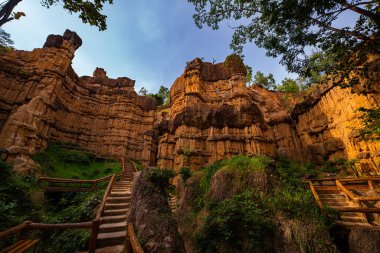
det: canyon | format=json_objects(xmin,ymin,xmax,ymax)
[{"xmin": 0, "ymin": 30, "xmax": 379, "ymax": 174}]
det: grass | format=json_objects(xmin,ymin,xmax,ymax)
[{"xmin": 33, "ymin": 142, "xmax": 122, "ymax": 179}]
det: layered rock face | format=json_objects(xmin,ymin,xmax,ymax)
[
  {"xmin": 155, "ymin": 57, "xmax": 380, "ymax": 173},
  {"xmin": 0, "ymin": 30, "xmax": 379, "ymax": 174},
  {"xmin": 0, "ymin": 30, "xmax": 157, "ymax": 173}
]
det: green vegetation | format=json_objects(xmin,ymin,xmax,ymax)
[
  {"xmin": 252, "ymin": 71, "xmax": 276, "ymax": 90},
  {"xmin": 181, "ymin": 155, "xmax": 338, "ymax": 253},
  {"xmin": 147, "ymin": 168, "xmax": 177, "ymax": 196},
  {"xmin": 139, "ymin": 85, "xmax": 170, "ymax": 107},
  {"xmin": 1, "ymin": 0, "xmax": 113, "ymax": 30},
  {"xmin": 0, "ymin": 159, "xmax": 36, "ymax": 242},
  {"xmin": 224, "ymin": 54, "xmax": 245, "ymax": 74},
  {"xmin": 196, "ymin": 191, "xmax": 272, "ymax": 253},
  {"xmin": 188, "ymin": 0, "xmax": 379, "ymax": 83},
  {"xmin": 33, "ymin": 142, "xmax": 121, "ymax": 179},
  {"xmin": 1, "ymin": 143, "xmax": 120, "ymax": 252},
  {"xmin": 359, "ymin": 107, "xmax": 380, "ymax": 141},
  {"xmin": 0, "ymin": 157, "xmax": 105, "ymax": 252},
  {"xmin": 179, "ymin": 167, "xmax": 191, "ymax": 182}
]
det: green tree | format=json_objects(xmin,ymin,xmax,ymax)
[
  {"xmin": 158, "ymin": 85, "xmax": 169, "ymax": 104},
  {"xmin": 0, "ymin": 27, "xmax": 12, "ymax": 48},
  {"xmin": 245, "ymin": 64, "xmax": 253, "ymax": 85},
  {"xmin": 0, "ymin": 0, "xmax": 113, "ymax": 30},
  {"xmin": 276, "ymin": 78, "xmax": 301, "ymax": 93},
  {"xmin": 253, "ymin": 71, "xmax": 276, "ymax": 90},
  {"xmin": 188, "ymin": 0, "xmax": 380, "ymax": 77}
]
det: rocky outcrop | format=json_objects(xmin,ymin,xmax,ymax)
[
  {"xmin": 0, "ymin": 30, "xmax": 379, "ymax": 174},
  {"xmin": 0, "ymin": 30, "xmax": 157, "ymax": 173},
  {"xmin": 154, "ymin": 56, "xmax": 380, "ymax": 173},
  {"xmin": 128, "ymin": 170, "xmax": 185, "ymax": 253}
]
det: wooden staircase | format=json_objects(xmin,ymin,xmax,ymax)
[
  {"xmin": 95, "ymin": 174, "xmax": 132, "ymax": 253},
  {"xmin": 93, "ymin": 158, "xmax": 136, "ymax": 253},
  {"xmin": 309, "ymin": 178, "xmax": 380, "ymax": 226}
]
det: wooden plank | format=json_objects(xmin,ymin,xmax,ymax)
[
  {"xmin": 28, "ymin": 222, "xmax": 93, "ymax": 230},
  {"xmin": 4, "ymin": 240, "xmax": 26, "ymax": 251},
  {"xmin": 357, "ymin": 196, "xmax": 380, "ymax": 201},
  {"xmin": 314, "ymin": 186, "xmax": 340, "ymax": 191},
  {"xmin": 127, "ymin": 224, "xmax": 144, "ymax": 253},
  {"xmin": 336, "ymin": 180, "xmax": 357, "ymax": 201},
  {"xmin": 6, "ymin": 240, "xmax": 33, "ymax": 253},
  {"xmin": 42, "ymin": 187, "xmax": 93, "ymax": 192},
  {"xmin": 308, "ymin": 181, "xmax": 323, "ymax": 208},
  {"xmin": 0, "ymin": 222, "xmax": 29, "ymax": 239},
  {"xmin": 335, "ymin": 207, "xmax": 380, "ymax": 213},
  {"xmin": 12, "ymin": 239, "xmax": 39, "ymax": 253},
  {"xmin": 96, "ymin": 175, "xmax": 116, "ymax": 219}
]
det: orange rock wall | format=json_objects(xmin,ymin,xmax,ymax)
[
  {"xmin": 155, "ymin": 58, "xmax": 380, "ymax": 174},
  {"xmin": 0, "ymin": 31, "xmax": 157, "ymax": 173},
  {"xmin": 0, "ymin": 32, "xmax": 379, "ymax": 175}
]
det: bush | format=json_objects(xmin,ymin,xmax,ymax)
[
  {"xmin": 222, "ymin": 155, "xmax": 272, "ymax": 172},
  {"xmin": 196, "ymin": 191, "xmax": 273, "ymax": 253},
  {"xmin": 147, "ymin": 168, "xmax": 177, "ymax": 196},
  {"xmin": 179, "ymin": 167, "xmax": 191, "ymax": 182},
  {"xmin": 60, "ymin": 150, "xmax": 90, "ymax": 165},
  {"xmin": 0, "ymin": 159, "xmax": 37, "ymax": 248}
]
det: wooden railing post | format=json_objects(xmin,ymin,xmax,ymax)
[
  {"xmin": 88, "ymin": 219, "xmax": 100, "ymax": 253},
  {"xmin": 369, "ymin": 180, "xmax": 375, "ymax": 189},
  {"xmin": 308, "ymin": 181, "xmax": 323, "ymax": 208}
]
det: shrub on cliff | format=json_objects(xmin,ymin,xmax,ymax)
[
  {"xmin": 179, "ymin": 167, "xmax": 191, "ymax": 182},
  {"xmin": 177, "ymin": 155, "xmax": 338, "ymax": 253},
  {"xmin": 196, "ymin": 191, "xmax": 273, "ymax": 253},
  {"xmin": 147, "ymin": 168, "xmax": 177, "ymax": 196}
]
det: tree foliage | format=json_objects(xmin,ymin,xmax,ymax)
[
  {"xmin": 139, "ymin": 85, "xmax": 170, "ymax": 107},
  {"xmin": 252, "ymin": 71, "xmax": 276, "ymax": 89},
  {"xmin": 0, "ymin": 27, "xmax": 12, "ymax": 48},
  {"xmin": 0, "ymin": 0, "xmax": 113, "ymax": 30},
  {"xmin": 188, "ymin": 0, "xmax": 380, "ymax": 78}
]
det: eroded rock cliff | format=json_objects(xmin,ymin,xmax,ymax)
[
  {"xmin": 0, "ymin": 30, "xmax": 157, "ymax": 173},
  {"xmin": 0, "ymin": 31, "xmax": 379, "ymax": 174},
  {"xmin": 155, "ymin": 57, "xmax": 380, "ymax": 174}
]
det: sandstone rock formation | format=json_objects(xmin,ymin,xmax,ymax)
[
  {"xmin": 0, "ymin": 30, "xmax": 379, "ymax": 175},
  {"xmin": 155, "ymin": 57, "xmax": 380, "ymax": 174},
  {"xmin": 0, "ymin": 30, "xmax": 157, "ymax": 173}
]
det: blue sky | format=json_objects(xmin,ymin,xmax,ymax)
[{"xmin": 4, "ymin": 1, "xmax": 299, "ymax": 93}]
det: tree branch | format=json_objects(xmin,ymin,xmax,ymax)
[
  {"xmin": 311, "ymin": 17, "xmax": 369, "ymax": 41},
  {"xmin": 334, "ymin": 0, "xmax": 380, "ymax": 23},
  {"xmin": 0, "ymin": 0, "xmax": 22, "ymax": 27}
]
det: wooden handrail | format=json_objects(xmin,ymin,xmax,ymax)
[
  {"xmin": 127, "ymin": 224, "xmax": 144, "ymax": 253},
  {"xmin": 0, "ymin": 221, "xmax": 93, "ymax": 239},
  {"xmin": 336, "ymin": 180, "xmax": 357, "ymax": 202},
  {"xmin": 88, "ymin": 174, "xmax": 117, "ymax": 253},
  {"xmin": 1, "ymin": 173, "xmax": 119, "ymax": 253},
  {"xmin": 128, "ymin": 159, "xmax": 138, "ymax": 172},
  {"xmin": 96, "ymin": 174, "xmax": 116, "ymax": 220},
  {"xmin": 308, "ymin": 181, "xmax": 323, "ymax": 208},
  {"xmin": 37, "ymin": 174, "xmax": 113, "ymax": 184},
  {"xmin": 0, "ymin": 221, "xmax": 30, "ymax": 239}
]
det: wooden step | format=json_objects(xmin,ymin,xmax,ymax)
[
  {"xmin": 103, "ymin": 208, "xmax": 129, "ymax": 216},
  {"xmin": 95, "ymin": 245, "xmax": 124, "ymax": 253},
  {"xmin": 110, "ymin": 192, "xmax": 131, "ymax": 197},
  {"xmin": 107, "ymin": 196, "xmax": 131, "ymax": 203},
  {"xmin": 105, "ymin": 203, "xmax": 130, "ymax": 210},
  {"xmin": 96, "ymin": 231, "xmax": 127, "ymax": 248},
  {"xmin": 99, "ymin": 221, "xmax": 127, "ymax": 233},
  {"xmin": 101, "ymin": 215, "xmax": 127, "ymax": 224}
]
